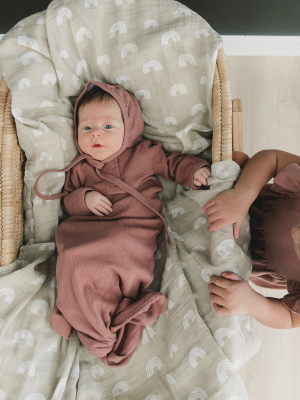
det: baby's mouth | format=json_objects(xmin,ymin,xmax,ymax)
[{"xmin": 92, "ymin": 143, "xmax": 103, "ymax": 148}]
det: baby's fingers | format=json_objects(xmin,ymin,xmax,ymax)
[
  {"xmin": 98, "ymin": 194, "xmax": 112, "ymax": 207},
  {"xmin": 207, "ymin": 218, "xmax": 228, "ymax": 232}
]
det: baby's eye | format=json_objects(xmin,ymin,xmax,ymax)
[
  {"xmin": 83, "ymin": 126, "xmax": 91, "ymax": 131},
  {"xmin": 104, "ymin": 125, "xmax": 113, "ymax": 129}
]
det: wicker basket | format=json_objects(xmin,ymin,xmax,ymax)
[
  {"xmin": 0, "ymin": 47, "xmax": 239, "ymax": 266},
  {"xmin": 0, "ymin": 78, "xmax": 24, "ymax": 266}
]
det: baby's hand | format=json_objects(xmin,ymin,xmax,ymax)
[
  {"xmin": 208, "ymin": 272, "xmax": 257, "ymax": 316},
  {"xmin": 193, "ymin": 167, "xmax": 211, "ymax": 187},
  {"xmin": 85, "ymin": 190, "xmax": 113, "ymax": 216}
]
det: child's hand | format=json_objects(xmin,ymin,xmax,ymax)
[
  {"xmin": 85, "ymin": 190, "xmax": 113, "ymax": 216},
  {"xmin": 193, "ymin": 167, "xmax": 211, "ymax": 187},
  {"xmin": 203, "ymin": 188, "xmax": 250, "ymax": 239},
  {"xmin": 208, "ymin": 272, "xmax": 258, "ymax": 316}
]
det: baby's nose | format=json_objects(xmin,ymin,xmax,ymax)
[{"xmin": 91, "ymin": 128, "xmax": 103, "ymax": 137}]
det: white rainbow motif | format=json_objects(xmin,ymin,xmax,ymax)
[
  {"xmin": 142, "ymin": 325, "xmax": 155, "ymax": 345},
  {"xmin": 57, "ymin": 70, "xmax": 64, "ymax": 81},
  {"xmin": 85, "ymin": 0, "xmax": 99, "ymax": 7},
  {"xmin": 0, "ymin": 287, "xmax": 15, "ymax": 303},
  {"xmin": 30, "ymin": 275, "xmax": 47, "ymax": 285},
  {"xmin": 144, "ymin": 20, "xmax": 158, "ymax": 29},
  {"xmin": 71, "ymin": 366, "xmax": 79, "ymax": 379},
  {"xmin": 189, "ymin": 347, "xmax": 207, "ymax": 368},
  {"xmin": 21, "ymin": 52, "xmax": 42, "ymax": 67},
  {"xmin": 179, "ymin": 54, "xmax": 197, "ymax": 67},
  {"xmin": 112, "ymin": 381, "xmax": 129, "ymax": 397},
  {"xmin": 12, "ymin": 108, "xmax": 23, "ymax": 123},
  {"xmin": 30, "ymin": 300, "xmax": 50, "ymax": 317},
  {"xmin": 59, "ymin": 50, "xmax": 69, "ymax": 59},
  {"xmin": 116, "ymin": 76, "xmax": 130, "ymax": 84},
  {"xmin": 201, "ymin": 76, "xmax": 207, "ymax": 85},
  {"xmin": 0, "ymin": 390, "xmax": 3, "ymax": 400},
  {"xmin": 18, "ymin": 78, "xmax": 31, "ymax": 89},
  {"xmin": 191, "ymin": 139, "xmax": 208, "ymax": 151},
  {"xmin": 142, "ymin": 60, "xmax": 163, "ymax": 74},
  {"xmin": 163, "ymin": 143, "xmax": 177, "ymax": 150},
  {"xmin": 37, "ymin": 16, "xmax": 45, "ymax": 25},
  {"xmin": 217, "ymin": 239, "xmax": 235, "ymax": 259},
  {"xmin": 214, "ymin": 328, "xmax": 235, "ymax": 348},
  {"xmin": 161, "ymin": 31, "xmax": 180, "ymax": 45},
  {"xmin": 167, "ymin": 299, "xmax": 174, "ymax": 309},
  {"xmin": 194, "ymin": 217, "xmax": 207, "ymax": 230},
  {"xmin": 25, "ymin": 169, "xmax": 34, "ymax": 181},
  {"xmin": 142, "ymin": 114, "xmax": 149, "ymax": 123},
  {"xmin": 97, "ymin": 55, "xmax": 110, "ymax": 65},
  {"xmin": 56, "ymin": 8, "xmax": 72, "ymax": 26},
  {"xmin": 183, "ymin": 310, "xmax": 195, "ymax": 330},
  {"xmin": 54, "ymin": 378, "xmax": 67, "ymax": 396},
  {"xmin": 51, "ymin": 278, "xmax": 57, "ymax": 288},
  {"xmin": 17, "ymin": 361, "xmax": 36, "ymax": 377},
  {"xmin": 135, "ymin": 90, "xmax": 151, "ymax": 100},
  {"xmin": 73, "ymin": 74, "xmax": 81, "ymax": 90},
  {"xmin": 176, "ymin": 125, "xmax": 192, "ymax": 139},
  {"xmin": 18, "ymin": 36, "xmax": 39, "ymax": 51},
  {"xmin": 170, "ymin": 84, "xmax": 187, "ymax": 97},
  {"xmin": 201, "ymin": 268, "xmax": 212, "ymax": 283},
  {"xmin": 91, "ymin": 365, "xmax": 105, "ymax": 378},
  {"xmin": 76, "ymin": 28, "xmax": 92, "ymax": 43},
  {"xmin": 191, "ymin": 104, "xmax": 206, "ymax": 115},
  {"xmin": 175, "ymin": 7, "xmax": 192, "ymax": 17},
  {"xmin": 47, "ymin": 342, "xmax": 58, "ymax": 352},
  {"xmin": 164, "ymin": 117, "xmax": 178, "ymax": 125},
  {"xmin": 217, "ymin": 360, "xmax": 238, "ymax": 384},
  {"xmin": 191, "ymin": 245, "xmax": 206, "ymax": 252},
  {"xmin": 171, "ymin": 207, "xmax": 186, "ymax": 218},
  {"xmin": 24, "ymin": 394, "xmax": 46, "ymax": 400},
  {"xmin": 76, "ymin": 60, "xmax": 88, "ymax": 76},
  {"xmin": 180, "ymin": 261, "xmax": 187, "ymax": 269},
  {"xmin": 40, "ymin": 152, "xmax": 53, "ymax": 161},
  {"xmin": 195, "ymin": 29, "xmax": 209, "ymax": 38},
  {"xmin": 110, "ymin": 21, "xmax": 127, "ymax": 38},
  {"xmin": 154, "ymin": 250, "xmax": 162, "ymax": 260},
  {"xmin": 39, "ymin": 101, "xmax": 53, "ymax": 109},
  {"xmin": 13, "ymin": 330, "xmax": 34, "ymax": 347},
  {"xmin": 178, "ymin": 274, "xmax": 187, "ymax": 288},
  {"xmin": 42, "ymin": 73, "xmax": 56, "ymax": 86},
  {"xmin": 165, "ymin": 258, "xmax": 173, "ymax": 271},
  {"xmin": 144, "ymin": 395, "xmax": 156, "ymax": 400},
  {"xmin": 166, "ymin": 374, "xmax": 176, "ymax": 385},
  {"xmin": 188, "ymin": 388, "xmax": 208, "ymax": 400},
  {"xmin": 121, "ymin": 44, "xmax": 138, "ymax": 58},
  {"xmin": 146, "ymin": 357, "xmax": 162, "ymax": 378},
  {"xmin": 39, "ymin": 243, "xmax": 55, "ymax": 250},
  {"xmin": 170, "ymin": 343, "xmax": 178, "ymax": 358},
  {"xmin": 57, "ymin": 361, "xmax": 67, "ymax": 377},
  {"xmin": 60, "ymin": 137, "xmax": 67, "ymax": 151},
  {"xmin": 171, "ymin": 231, "xmax": 184, "ymax": 242}
]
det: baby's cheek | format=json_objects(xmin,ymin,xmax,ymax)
[{"xmin": 291, "ymin": 224, "xmax": 300, "ymax": 260}]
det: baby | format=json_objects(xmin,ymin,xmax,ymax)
[
  {"xmin": 35, "ymin": 81, "xmax": 211, "ymax": 367},
  {"xmin": 204, "ymin": 150, "xmax": 300, "ymax": 329}
]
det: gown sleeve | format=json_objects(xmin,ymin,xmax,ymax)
[
  {"xmin": 62, "ymin": 165, "xmax": 94, "ymax": 216},
  {"xmin": 145, "ymin": 140, "xmax": 210, "ymax": 189}
]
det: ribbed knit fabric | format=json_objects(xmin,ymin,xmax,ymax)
[{"xmin": 35, "ymin": 81, "xmax": 210, "ymax": 367}]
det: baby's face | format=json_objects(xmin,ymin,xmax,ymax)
[
  {"xmin": 291, "ymin": 220, "xmax": 300, "ymax": 260},
  {"xmin": 78, "ymin": 99, "xmax": 124, "ymax": 161}
]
